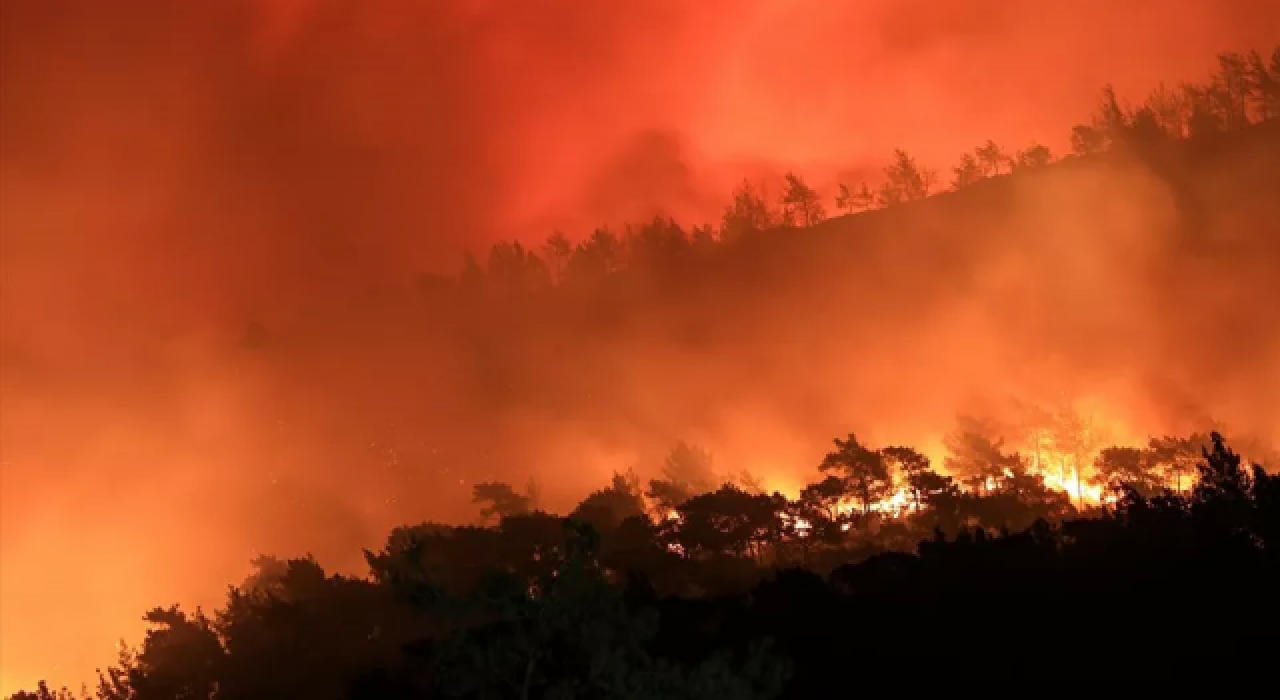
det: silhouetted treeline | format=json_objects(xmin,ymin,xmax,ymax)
[
  {"xmin": 418, "ymin": 47, "xmax": 1280, "ymax": 300},
  {"xmin": 12, "ymin": 431, "xmax": 1278, "ymax": 698},
  {"xmin": 230, "ymin": 48, "xmax": 1280, "ymax": 513},
  {"xmin": 378, "ymin": 49, "xmax": 1280, "ymax": 459}
]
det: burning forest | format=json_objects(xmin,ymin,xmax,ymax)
[{"xmin": 2, "ymin": 1, "xmax": 1279, "ymax": 696}]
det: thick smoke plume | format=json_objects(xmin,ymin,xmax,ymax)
[{"xmin": 2, "ymin": 0, "xmax": 1278, "ymax": 693}]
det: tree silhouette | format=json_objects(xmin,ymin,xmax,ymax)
[
  {"xmin": 1144, "ymin": 82, "xmax": 1190, "ymax": 137},
  {"xmin": 1067, "ymin": 86, "xmax": 1131, "ymax": 155},
  {"xmin": 1126, "ymin": 104, "xmax": 1168, "ymax": 146},
  {"xmin": 994, "ymin": 461, "xmax": 1064, "ymax": 507},
  {"xmin": 834, "ymin": 181, "xmax": 877, "ymax": 214},
  {"xmin": 1095, "ymin": 85, "xmax": 1129, "ymax": 144},
  {"xmin": 625, "ymin": 216, "xmax": 692, "ymax": 273},
  {"xmin": 571, "ymin": 470, "xmax": 647, "ymax": 532},
  {"xmin": 819, "ymin": 433, "xmax": 894, "ymax": 515},
  {"xmin": 524, "ymin": 476, "xmax": 544, "ymax": 512},
  {"xmin": 669, "ymin": 484, "xmax": 785, "ymax": 560},
  {"xmin": 1148, "ymin": 433, "xmax": 1212, "ymax": 492},
  {"xmin": 1092, "ymin": 446, "xmax": 1161, "ymax": 498},
  {"xmin": 1188, "ymin": 432, "xmax": 1265, "ymax": 545},
  {"xmin": 541, "ymin": 230, "xmax": 573, "ymax": 283},
  {"xmin": 730, "ymin": 468, "xmax": 768, "ymax": 494},
  {"xmin": 8, "ymin": 684, "xmax": 86, "ymax": 700},
  {"xmin": 1012, "ymin": 143, "xmax": 1052, "ymax": 170},
  {"xmin": 721, "ymin": 179, "xmax": 776, "ymax": 239},
  {"xmin": 1104, "ymin": 445, "xmax": 1152, "ymax": 491},
  {"xmin": 951, "ymin": 153, "xmax": 984, "ymax": 189},
  {"xmin": 1044, "ymin": 404, "xmax": 1103, "ymax": 506},
  {"xmin": 563, "ymin": 227, "xmax": 625, "ymax": 285},
  {"xmin": 689, "ymin": 222, "xmax": 717, "ymax": 250},
  {"xmin": 487, "ymin": 241, "xmax": 551, "ymax": 296},
  {"xmin": 92, "ymin": 606, "xmax": 223, "ymax": 700},
  {"xmin": 879, "ymin": 149, "xmax": 936, "ymax": 205},
  {"xmin": 473, "ymin": 481, "xmax": 535, "ymax": 523},
  {"xmin": 1210, "ymin": 52, "xmax": 1254, "ymax": 130},
  {"xmin": 974, "ymin": 140, "xmax": 1010, "ymax": 176},
  {"xmin": 1069, "ymin": 124, "xmax": 1107, "ymax": 155},
  {"xmin": 881, "ymin": 446, "xmax": 931, "ymax": 510},
  {"xmin": 1257, "ymin": 47, "xmax": 1280, "ymax": 120},
  {"xmin": 779, "ymin": 172, "xmax": 827, "ymax": 227},
  {"xmin": 1182, "ymin": 82, "xmax": 1225, "ymax": 137},
  {"xmin": 909, "ymin": 469, "xmax": 960, "ymax": 508},
  {"xmin": 943, "ymin": 416, "xmax": 1018, "ymax": 494},
  {"xmin": 646, "ymin": 441, "xmax": 719, "ymax": 517},
  {"xmin": 797, "ymin": 474, "xmax": 849, "ymax": 525}
]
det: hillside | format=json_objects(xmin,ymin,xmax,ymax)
[
  {"xmin": 414, "ymin": 117, "xmax": 1280, "ymax": 446},
  {"xmin": 170, "ymin": 117, "xmax": 1276, "ymax": 542}
]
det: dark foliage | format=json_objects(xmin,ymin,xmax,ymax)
[{"xmin": 14, "ymin": 433, "xmax": 1277, "ymax": 698}]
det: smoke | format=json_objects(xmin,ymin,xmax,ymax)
[
  {"xmin": 5, "ymin": 0, "xmax": 1276, "ymax": 325},
  {"xmin": 2, "ymin": 0, "xmax": 1279, "ymax": 693}
]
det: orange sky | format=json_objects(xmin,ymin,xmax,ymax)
[
  {"xmin": 2, "ymin": 0, "xmax": 1279, "ymax": 693},
  {"xmin": 4, "ymin": 0, "xmax": 1278, "ymax": 327}
]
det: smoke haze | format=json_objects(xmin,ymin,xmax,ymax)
[{"xmin": 2, "ymin": 0, "xmax": 1279, "ymax": 692}]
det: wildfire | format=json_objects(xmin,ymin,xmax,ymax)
[
  {"xmin": 1037, "ymin": 467, "xmax": 1107, "ymax": 504},
  {"xmin": 777, "ymin": 444, "xmax": 1124, "ymax": 525},
  {"xmin": 792, "ymin": 517, "xmax": 813, "ymax": 535}
]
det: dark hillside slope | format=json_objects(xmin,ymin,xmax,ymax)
[
  {"xmin": 229, "ymin": 122, "xmax": 1280, "ymax": 525},
  {"xmin": 576, "ymin": 120, "xmax": 1280, "ymax": 437},
  {"xmin": 712, "ymin": 119, "xmax": 1279, "ymax": 317}
]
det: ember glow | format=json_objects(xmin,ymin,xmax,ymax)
[{"xmin": 3, "ymin": 0, "xmax": 1279, "ymax": 694}]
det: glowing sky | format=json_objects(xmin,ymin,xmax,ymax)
[{"xmin": 2, "ymin": 0, "xmax": 1278, "ymax": 693}]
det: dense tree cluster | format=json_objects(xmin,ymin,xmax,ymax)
[{"xmin": 12, "ymin": 432, "xmax": 1278, "ymax": 698}]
